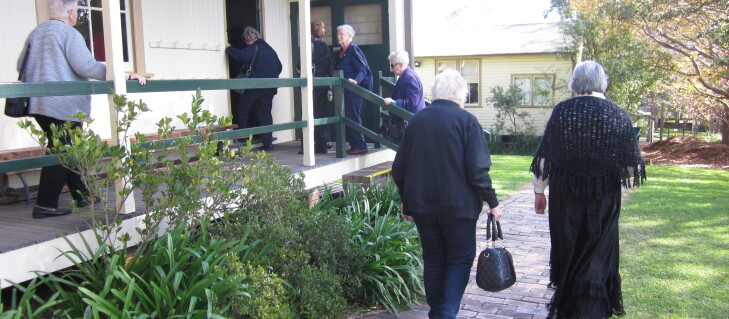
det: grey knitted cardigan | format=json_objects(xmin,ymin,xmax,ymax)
[
  {"xmin": 530, "ymin": 96, "xmax": 645, "ymax": 199},
  {"xmin": 20, "ymin": 20, "xmax": 106, "ymax": 121}
]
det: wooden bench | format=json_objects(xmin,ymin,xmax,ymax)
[{"xmin": 0, "ymin": 147, "xmax": 47, "ymax": 203}]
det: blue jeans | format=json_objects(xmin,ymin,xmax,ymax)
[{"xmin": 412, "ymin": 213, "xmax": 477, "ymax": 319}]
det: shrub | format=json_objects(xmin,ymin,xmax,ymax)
[{"xmin": 223, "ymin": 256, "xmax": 296, "ymax": 319}]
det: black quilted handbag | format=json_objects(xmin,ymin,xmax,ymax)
[{"xmin": 476, "ymin": 214, "xmax": 516, "ymax": 292}]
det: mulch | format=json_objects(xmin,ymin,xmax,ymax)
[{"xmin": 641, "ymin": 136, "xmax": 729, "ymax": 169}]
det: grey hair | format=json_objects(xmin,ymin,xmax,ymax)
[
  {"xmin": 337, "ymin": 24, "xmax": 356, "ymax": 38},
  {"xmin": 49, "ymin": 0, "xmax": 76, "ymax": 20},
  {"xmin": 431, "ymin": 69, "xmax": 468, "ymax": 104},
  {"xmin": 388, "ymin": 50, "xmax": 410, "ymax": 68},
  {"xmin": 243, "ymin": 26, "xmax": 261, "ymax": 42},
  {"xmin": 569, "ymin": 60, "xmax": 608, "ymax": 95}
]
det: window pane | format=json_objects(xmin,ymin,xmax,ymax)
[
  {"xmin": 533, "ymin": 77, "xmax": 553, "ymax": 106},
  {"xmin": 438, "ymin": 61, "xmax": 455, "ymax": 73},
  {"xmin": 91, "ymin": 10, "xmax": 105, "ymax": 61},
  {"xmin": 460, "ymin": 60, "xmax": 479, "ymax": 82},
  {"xmin": 514, "ymin": 77, "xmax": 532, "ymax": 105},
  {"xmin": 90, "ymin": 0, "xmax": 101, "ymax": 8},
  {"xmin": 75, "ymin": 9, "xmax": 91, "ymax": 52},
  {"xmin": 466, "ymin": 83, "xmax": 479, "ymax": 104}
]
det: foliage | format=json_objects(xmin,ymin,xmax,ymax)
[
  {"xmin": 1, "ymin": 221, "xmax": 266, "ymax": 318},
  {"xmin": 550, "ymin": 0, "xmax": 729, "ymax": 143},
  {"xmin": 342, "ymin": 197, "xmax": 423, "ymax": 315},
  {"xmin": 18, "ymin": 89, "xmax": 247, "ymax": 251},
  {"xmin": 210, "ymin": 158, "xmax": 349, "ymax": 318},
  {"xmin": 620, "ymin": 165, "xmax": 729, "ymax": 318},
  {"xmin": 223, "ymin": 257, "xmax": 296, "ymax": 319},
  {"xmin": 487, "ymin": 134, "xmax": 541, "ymax": 156},
  {"xmin": 486, "ymin": 85, "xmax": 536, "ymax": 136}
]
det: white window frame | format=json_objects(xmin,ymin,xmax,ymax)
[
  {"xmin": 512, "ymin": 74, "xmax": 555, "ymax": 107},
  {"xmin": 436, "ymin": 59, "xmax": 481, "ymax": 107}
]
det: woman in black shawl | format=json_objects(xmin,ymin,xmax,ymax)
[{"xmin": 531, "ymin": 60, "xmax": 645, "ymax": 318}]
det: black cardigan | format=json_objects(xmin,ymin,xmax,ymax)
[{"xmin": 392, "ymin": 99, "xmax": 499, "ymax": 220}]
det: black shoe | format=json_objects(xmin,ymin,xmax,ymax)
[
  {"xmin": 327, "ymin": 142, "xmax": 332, "ymax": 149},
  {"xmin": 32, "ymin": 207, "xmax": 72, "ymax": 219},
  {"xmin": 77, "ymin": 197, "xmax": 101, "ymax": 208}
]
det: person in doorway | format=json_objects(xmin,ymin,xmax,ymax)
[
  {"xmin": 299, "ymin": 20, "xmax": 333, "ymax": 155},
  {"xmin": 531, "ymin": 60, "xmax": 645, "ymax": 318},
  {"xmin": 226, "ymin": 26, "xmax": 282, "ymax": 152},
  {"xmin": 392, "ymin": 69, "xmax": 502, "ymax": 319},
  {"xmin": 382, "ymin": 50, "xmax": 425, "ymax": 142},
  {"xmin": 335, "ymin": 24, "xmax": 372, "ymax": 155},
  {"xmin": 20, "ymin": 0, "xmax": 146, "ymax": 219}
]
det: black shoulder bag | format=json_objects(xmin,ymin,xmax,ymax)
[
  {"xmin": 476, "ymin": 214, "xmax": 516, "ymax": 292},
  {"xmin": 5, "ymin": 44, "xmax": 31, "ymax": 118},
  {"xmin": 233, "ymin": 44, "xmax": 259, "ymax": 95}
]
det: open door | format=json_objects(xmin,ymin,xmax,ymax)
[
  {"xmin": 290, "ymin": 0, "xmax": 391, "ymax": 143},
  {"xmin": 225, "ymin": 0, "xmax": 260, "ymax": 130}
]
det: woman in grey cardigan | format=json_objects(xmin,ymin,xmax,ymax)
[{"xmin": 20, "ymin": 0, "xmax": 146, "ymax": 219}]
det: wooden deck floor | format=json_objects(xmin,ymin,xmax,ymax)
[{"xmin": 0, "ymin": 141, "xmax": 395, "ymax": 287}]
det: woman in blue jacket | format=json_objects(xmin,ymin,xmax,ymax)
[{"xmin": 335, "ymin": 24, "xmax": 372, "ymax": 155}]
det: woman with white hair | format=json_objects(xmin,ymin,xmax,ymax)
[
  {"xmin": 392, "ymin": 69, "xmax": 502, "ymax": 319},
  {"xmin": 531, "ymin": 60, "xmax": 645, "ymax": 318},
  {"xmin": 19, "ymin": 0, "xmax": 146, "ymax": 219},
  {"xmin": 382, "ymin": 50, "xmax": 425, "ymax": 142},
  {"xmin": 335, "ymin": 24, "xmax": 372, "ymax": 155}
]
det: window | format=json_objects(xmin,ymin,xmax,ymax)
[
  {"xmin": 513, "ymin": 75, "xmax": 555, "ymax": 106},
  {"xmin": 437, "ymin": 59, "xmax": 481, "ymax": 106},
  {"xmin": 75, "ymin": 0, "xmax": 132, "ymax": 65}
]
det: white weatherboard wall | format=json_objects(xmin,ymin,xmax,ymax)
[
  {"xmin": 0, "ymin": 1, "xmax": 42, "ymax": 151},
  {"xmin": 413, "ymin": 54, "xmax": 573, "ymax": 133},
  {"xmin": 131, "ymin": 0, "xmax": 230, "ymax": 138}
]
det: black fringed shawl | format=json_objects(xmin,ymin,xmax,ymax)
[{"xmin": 530, "ymin": 96, "xmax": 646, "ymax": 199}]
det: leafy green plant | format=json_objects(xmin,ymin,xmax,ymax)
[
  {"xmin": 31, "ymin": 221, "xmax": 267, "ymax": 318},
  {"xmin": 221, "ymin": 256, "xmax": 296, "ymax": 319},
  {"xmin": 487, "ymin": 85, "xmax": 535, "ymax": 137},
  {"xmin": 330, "ymin": 194, "xmax": 422, "ymax": 315}
]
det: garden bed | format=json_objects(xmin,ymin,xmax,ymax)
[{"xmin": 641, "ymin": 136, "xmax": 729, "ymax": 169}]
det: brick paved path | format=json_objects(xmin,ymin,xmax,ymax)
[{"xmin": 353, "ymin": 188, "xmax": 553, "ymax": 319}]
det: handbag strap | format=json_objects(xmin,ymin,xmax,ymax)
[
  {"xmin": 250, "ymin": 44, "xmax": 259, "ymax": 67},
  {"xmin": 486, "ymin": 214, "xmax": 504, "ymax": 242},
  {"xmin": 18, "ymin": 44, "xmax": 31, "ymax": 81}
]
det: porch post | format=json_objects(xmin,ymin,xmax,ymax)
[
  {"xmin": 102, "ymin": 0, "xmax": 136, "ymax": 214},
  {"xmin": 299, "ymin": 0, "xmax": 315, "ymax": 166}
]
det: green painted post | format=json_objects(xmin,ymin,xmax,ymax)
[{"xmin": 334, "ymin": 71, "xmax": 346, "ymax": 158}]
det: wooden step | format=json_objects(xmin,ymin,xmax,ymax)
[{"xmin": 342, "ymin": 161, "xmax": 393, "ymax": 190}]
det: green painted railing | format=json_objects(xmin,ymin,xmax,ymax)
[{"xmin": 0, "ymin": 73, "xmax": 405, "ymax": 174}]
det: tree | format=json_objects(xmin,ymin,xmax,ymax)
[
  {"xmin": 636, "ymin": 0, "xmax": 729, "ymax": 144},
  {"xmin": 551, "ymin": 0, "xmax": 729, "ymax": 144}
]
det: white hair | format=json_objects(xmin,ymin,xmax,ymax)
[
  {"xmin": 569, "ymin": 60, "xmax": 609, "ymax": 95},
  {"xmin": 49, "ymin": 0, "xmax": 76, "ymax": 20},
  {"xmin": 243, "ymin": 26, "xmax": 261, "ymax": 42},
  {"xmin": 337, "ymin": 24, "xmax": 356, "ymax": 38},
  {"xmin": 388, "ymin": 50, "xmax": 410, "ymax": 67},
  {"xmin": 431, "ymin": 69, "xmax": 468, "ymax": 105}
]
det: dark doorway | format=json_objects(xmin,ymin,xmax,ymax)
[
  {"xmin": 290, "ymin": 0, "xmax": 391, "ymax": 144},
  {"xmin": 225, "ymin": 0, "xmax": 260, "ymax": 131}
]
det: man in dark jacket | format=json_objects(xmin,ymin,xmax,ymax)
[
  {"xmin": 392, "ymin": 69, "xmax": 502, "ymax": 319},
  {"xmin": 226, "ymin": 26, "xmax": 282, "ymax": 151}
]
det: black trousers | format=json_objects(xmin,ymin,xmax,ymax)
[
  {"xmin": 313, "ymin": 88, "xmax": 330, "ymax": 152},
  {"xmin": 33, "ymin": 114, "xmax": 89, "ymax": 208},
  {"xmin": 236, "ymin": 89, "xmax": 274, "ymax": 147}
]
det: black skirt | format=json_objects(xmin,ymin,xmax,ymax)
[{"xmin": 546, "ymin": 180, "xmax": 626, "ymax": 318}]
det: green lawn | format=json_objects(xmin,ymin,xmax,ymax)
[
  {"xmin": 621, "ymin": 165, "xmax": 729, "ymax": 318},
  {"xmin": 489, "ymin": 155, "xmax": 534, "ymax": 200}
]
